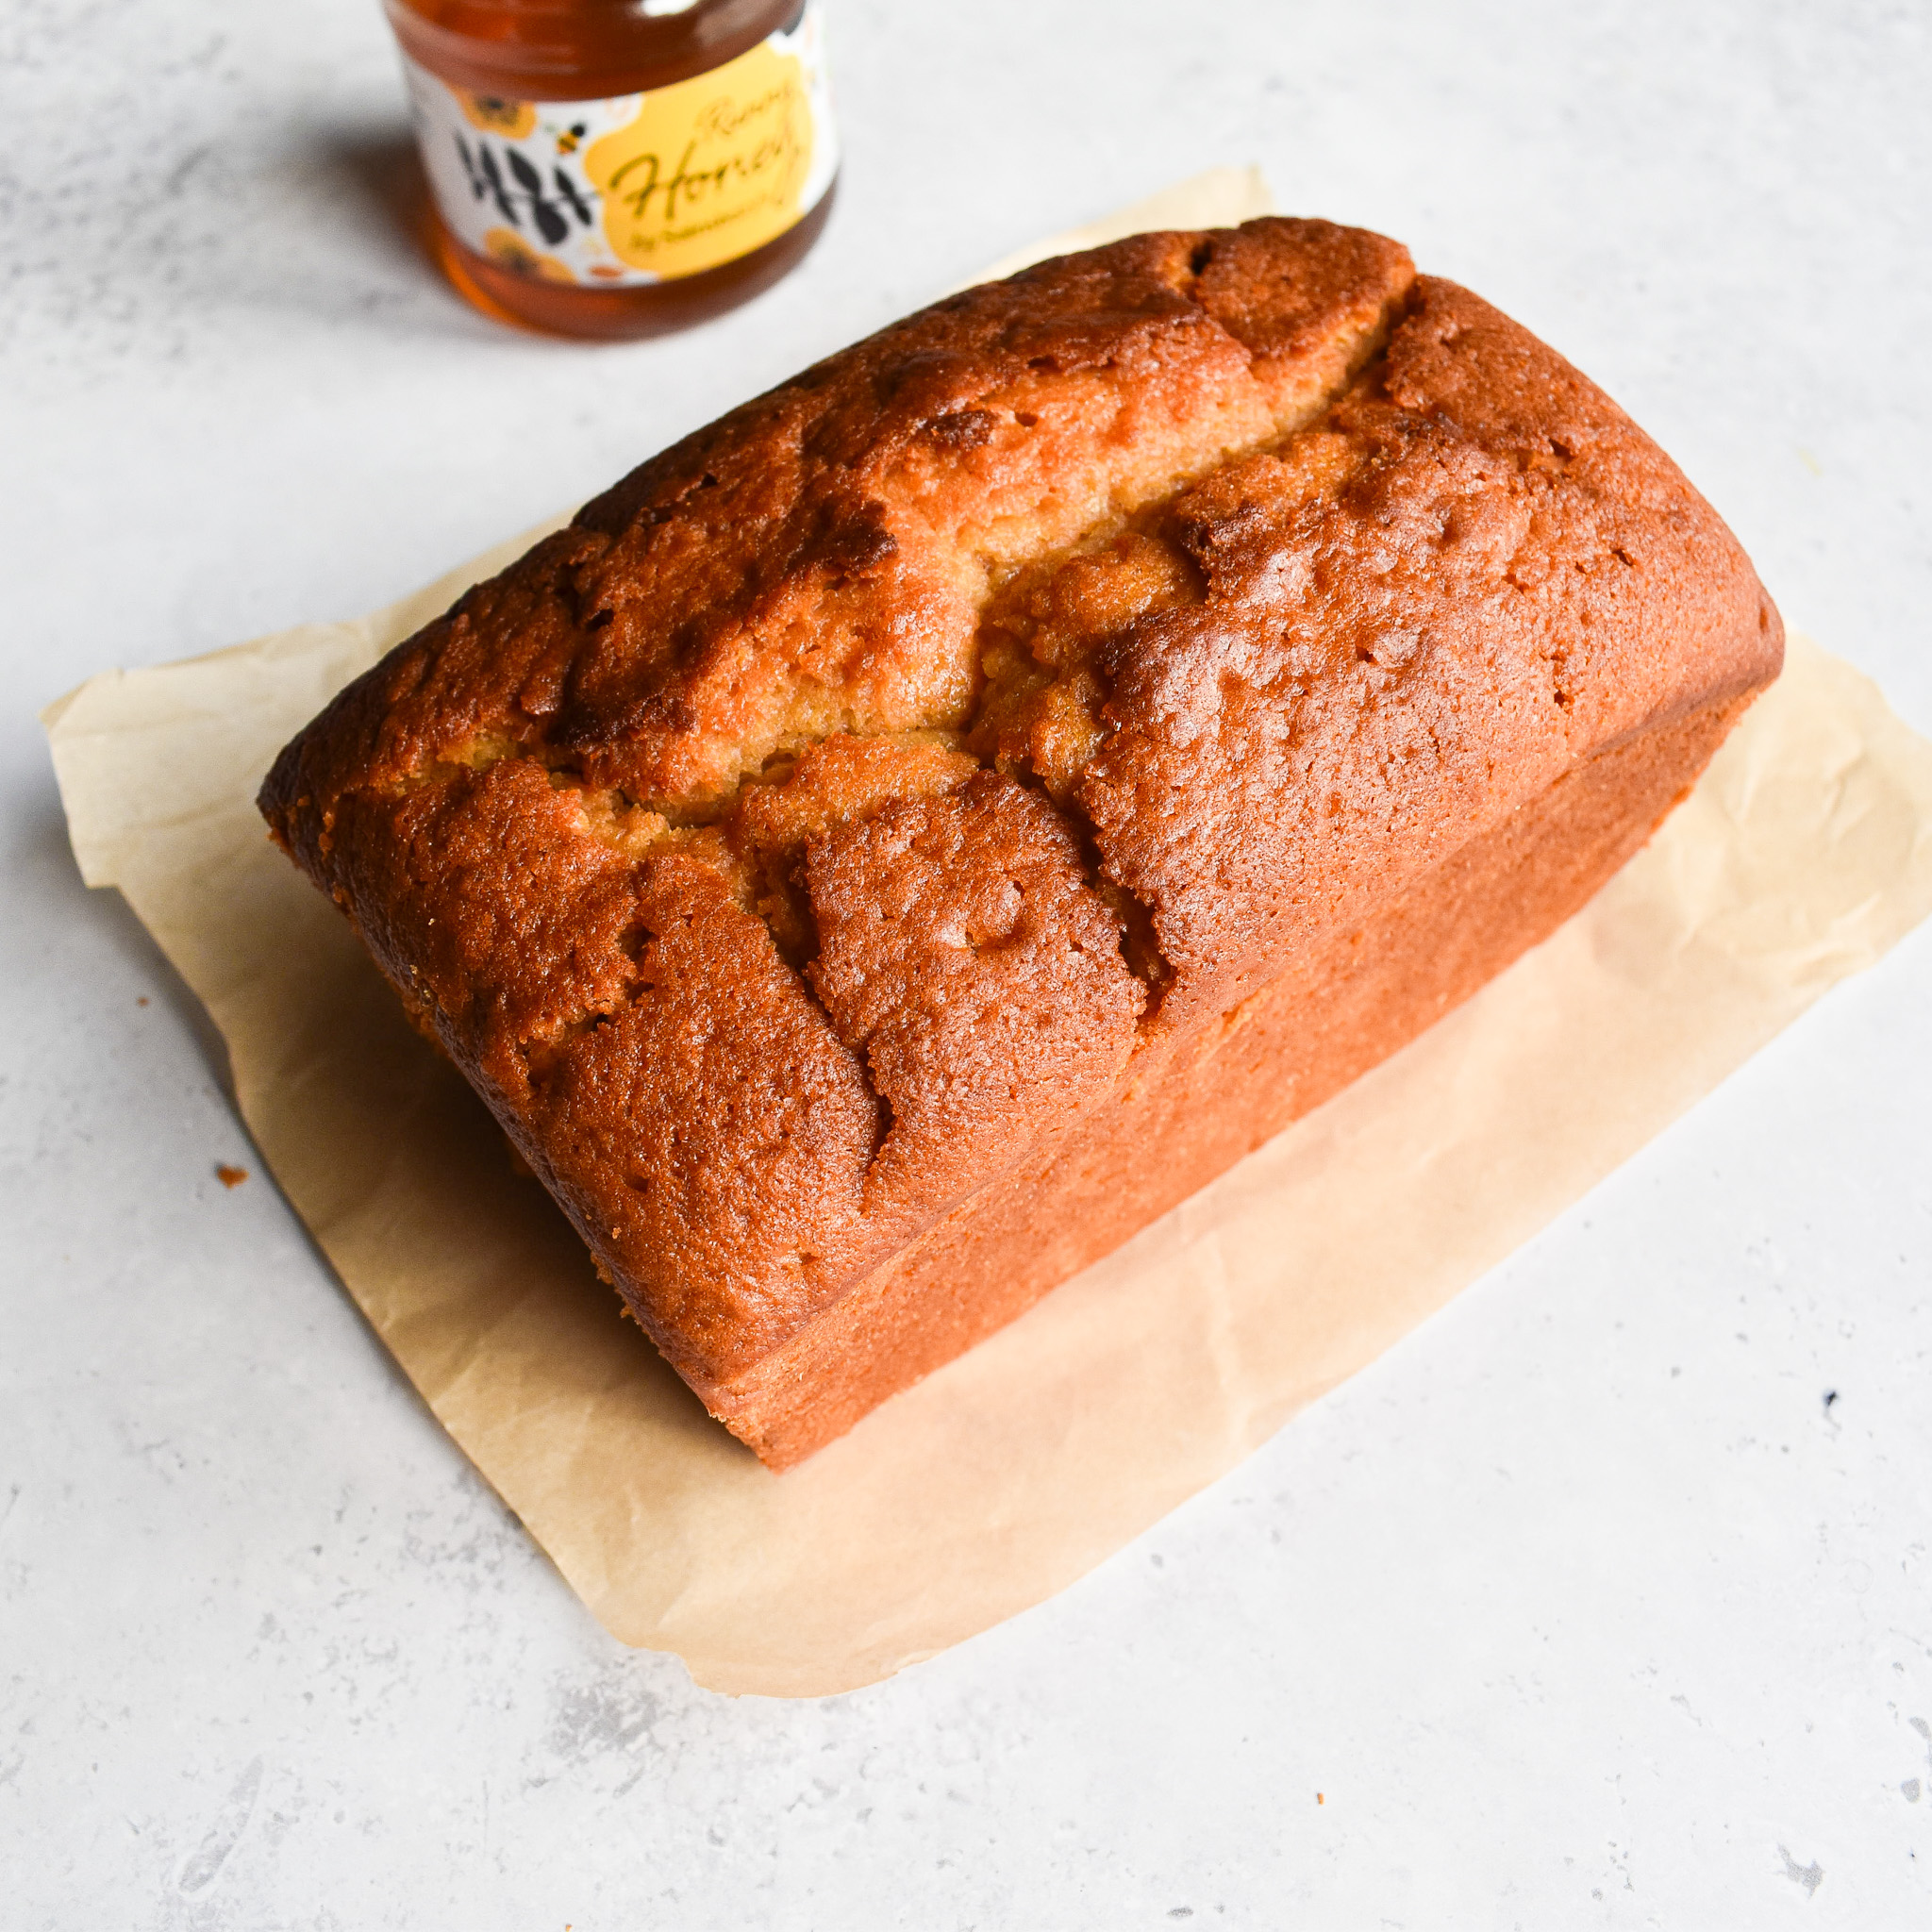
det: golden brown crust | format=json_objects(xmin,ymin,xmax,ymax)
[
  {"xmin": 807, "ymin": 772, "xmax": 1144, "ymax": 1241},
  {"xmin": 1077, "ymin": 274, "xmax": 1776, "ymax": 1030},
  {"xmin": 259, "ymin": 216, "xmax": 1782, "ymax": 1463},
  {"xmin": 709, "ymin": 679, "xmax": 1760, "ymax": 1467}
]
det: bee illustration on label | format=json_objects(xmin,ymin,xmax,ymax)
[{"xmin": 556, "ymin": 122, "xmax": 589, "ymax": 156}]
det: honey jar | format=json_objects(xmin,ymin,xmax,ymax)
[{"xmin": 384, "ymin": 0, "xmax": 839, "ymax": 339}]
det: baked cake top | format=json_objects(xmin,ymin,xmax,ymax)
[{"xmin": 261, "ymin": 218, "xmax": 1778, "ymax": 1388}]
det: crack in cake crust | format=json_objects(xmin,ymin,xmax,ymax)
[{"xmin": 282, "ymin": 221, "xmax": 1415, "ymax": 1155}]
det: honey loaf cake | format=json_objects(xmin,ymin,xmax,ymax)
[{"xmin": 260, "ymin": 217, "xmax": 1782, "ymax": 1468}]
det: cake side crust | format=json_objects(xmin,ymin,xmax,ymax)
[{"xmin": 709, "ymin": 677, "xmax": 1771, "ymax": 1468}]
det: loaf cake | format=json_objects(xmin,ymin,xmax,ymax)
[{"xmin": 261, "ymin": 217, "xmax": 1782, "ymax": 1469}]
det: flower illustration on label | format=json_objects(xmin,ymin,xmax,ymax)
[
  {"xmin": 457, "ymin": 92, "xmax": 537, "ymax": 139},
  {"xmin": 483, "ymin": 227, "xmax": 575, "ymax": 283}
]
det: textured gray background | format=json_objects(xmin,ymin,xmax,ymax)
[{"xmin": 4, "ymin": 1, "xmax": 1930, "ymax": 1925}]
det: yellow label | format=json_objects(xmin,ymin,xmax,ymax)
[{"xmin": 584, "ymin": 38, "xmax": 817, "ymax": 281}]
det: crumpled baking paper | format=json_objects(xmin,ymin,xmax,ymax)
[{"xmin": 42, "ymin": 169, "xmax": 1932, "ymax": 1695}]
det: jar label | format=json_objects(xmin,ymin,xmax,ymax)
[{"xmin": 402, "ymin": 4, "xmax": 837, "ymax": 288}]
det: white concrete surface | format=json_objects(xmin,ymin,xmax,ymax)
[{"xmin": 4, "ymin": 1, "xmax": 1929, "ymax": 1924}]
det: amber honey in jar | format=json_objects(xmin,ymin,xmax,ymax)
[{"xmin": 383, "ymin": 0, "xmax": 839, "ymax": 339}]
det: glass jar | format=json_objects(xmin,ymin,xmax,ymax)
[{"xmin": 383, "ymin": 0, "xmax": 839, "ymax": 340}]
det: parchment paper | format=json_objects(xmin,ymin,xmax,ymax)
[{"xmin": 42, "ymin": 171, "xmax": 1932, "ymax": 1696}]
